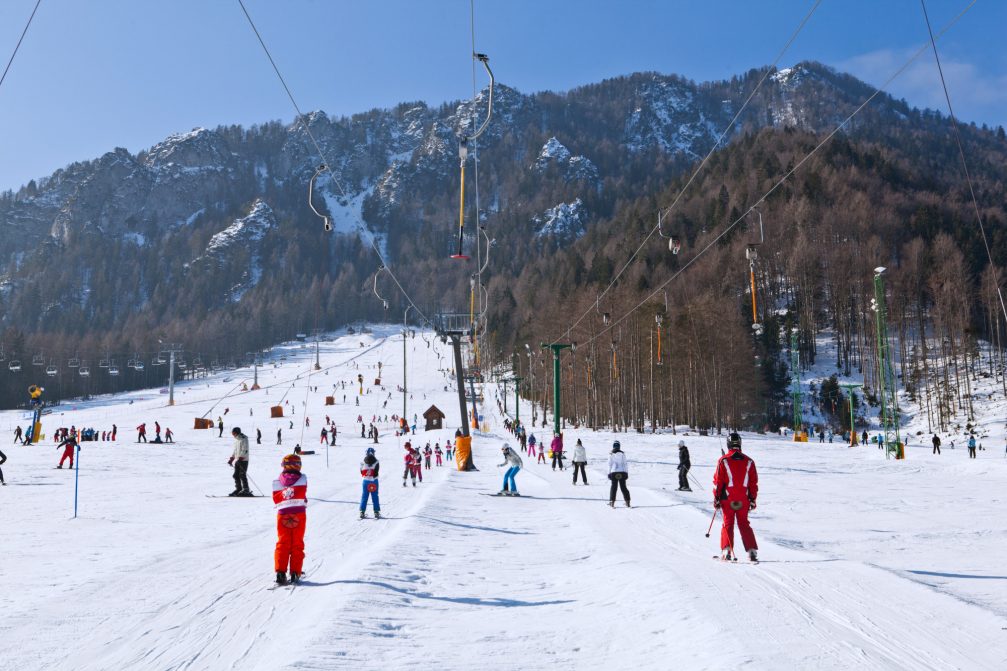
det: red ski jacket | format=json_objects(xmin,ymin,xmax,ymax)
[{"xmin": 713, "ymin": 448, "xmax": 758, "ymax": 503}]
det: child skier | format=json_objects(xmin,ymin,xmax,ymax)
[
  {"xmin": 445, "ymin": 440, "xmax": 453, "ymax": 461},
  {"xmin": 423, "ymin": 444, "xmax": 433, "ymax": 470},
  {"xmin": 434, "ymin": 443, "xmax": 443, "ymax": 467},
  {"xmin": 498, "ymin": 443, "xmax": 523, "ymax": 495},
  {"xmin": 403, "ymin": 443, "xmax": 419, "ymax": 487},
  {"xmin": 272, "ymin": 454, "xmax": 307, "ymax": 585},
  {"xmin": 359, "ymin": 447, "xmax": 381, "ymax": 519},
  {"xmin": 56, "ymin": 434, "xmax": 78, "ymax": 469},
  {"xmin": 712, "ymin": 432, "xmax": 759, "ymax": 562},
  {"xmin": 528, "ymin": 433, "xmax": 537, "ymax": 457}
]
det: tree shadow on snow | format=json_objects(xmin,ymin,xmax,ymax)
[
  {"xmin": 334, "ymin": 580, "xmax": 575, "ymax": 607},
  {"xmin": 909, "ymin": 569, "xmax": 1007, "ymax": 580},
  {"xmin": 416, "ymin": 515, "xmax": 535, "ymax": 535}
]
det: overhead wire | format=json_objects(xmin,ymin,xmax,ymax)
[
  {"xmin": 577, "ymin": 0, "xmax": 978, "ymax": 350},
  {"xmin": 236, "ymin": 0, "xmax": 433, "ymax": 328},
  {"xmin": 0, "ymin": 0, "xmax": 42, "ymax": 95},
  {"xmin": 559, "ymin": 0, "xmax": 823, "ymax": 343},
  {"xmin": 919, "ymin": 0, "xmax": 1007, "ymax": 323}
]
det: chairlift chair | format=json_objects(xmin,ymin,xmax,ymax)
[
  {"xmin": 134, "ymin": 360, "xmax": 145, "ymax": 371},
  {"xmin": 109, "ymin": 363, "xmax": 120, "ymax": 376},
  {"xmin": 79, "ymin": 362, "xmax": 90, "ymax": 377},
  {"xmin": 46, "ymin": 359, "xmax": 58, "ymax": 377},
  {"xmin": 9, "ymin": 360, "xmax": 21, "ymax": 372},
  {"xmin": 99, "ymin": 358, "xmax": 110, "ymax": 369},
  {"xmin": 657, "ymin": 211, "xmax": 683, "ymax": 255},
  {"xmin": 32, "ymin": 353, "xmax": 45, "ymax": 366},
  {"xmin": 68, "ymin": 356, "xmax": 80, "ymax": 368}
]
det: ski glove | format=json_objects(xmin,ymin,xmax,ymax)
[
  {"xmin": 713, "ymin": 500, "xmax": 721, "ymax": 509},
  {"xmin": 749, "ymin": 499, "xmax": 757, "ymax": 510},
  {"xmin": 227, "ymin": 457, "xmax": 234, "ymax": 466}
]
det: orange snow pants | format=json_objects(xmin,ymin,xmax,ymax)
[
  {"xmin": 275, "ymin": 512, "xmax": 306, "ymax": 573},
  {"xmin": 721, "ymin": 500, "xmax": 758, "ymax": 553}
]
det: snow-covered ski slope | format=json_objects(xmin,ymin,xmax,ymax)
[{"xmin": 2, "ymin": 327, "xmax": 1005, "ymax": 670}]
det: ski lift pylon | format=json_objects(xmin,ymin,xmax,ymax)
[{"xmin": 452, "ymin": 52, "xmax": 494, "ymax": 260}]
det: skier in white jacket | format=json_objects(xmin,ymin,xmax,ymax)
[
  {"xmin": 572, "ymin": 439, "xmax": 588, "ymax": 485},
  {"xmin": 607, "ymin": 441, "xmax": 630, "ymax": 508},
  {"xmin": 498, "ymin": 444, "xmax": 523, "ymax": 496}
]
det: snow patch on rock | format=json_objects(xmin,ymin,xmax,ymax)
[{"xmin": 534, "ymin": 199, "xmax": 586, "ymax": 239}]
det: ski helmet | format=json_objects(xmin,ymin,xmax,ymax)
[
  {"xmin": 728, "ymin": 432, "xmax": 742, "ymax": 449},
  {"xmin": 366, "ymin": 447, "xmax": 375, "ymax": 456},
  {"xmin": 612, "ymin": 440, "xmax": 621, "ymax": 450},
  {"xmin": 281, "ymin": 454, "xmax": 302, "ymax": 472},
  {"xmin": 678, "ymin": 440, "xmax": 686, "ymax": 448}
]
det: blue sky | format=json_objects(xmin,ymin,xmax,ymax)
[{"xmin": 0, "ymin": 0, "xmax": 1003, "ymax": 191}]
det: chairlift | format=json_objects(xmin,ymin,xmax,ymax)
[
  {"xmin": 99, "ymin": 357, "xmax": 110, "ymax": 369},
  {"xmin": 8, "ymin": 360, "xmax": 21, "ymax": 373},
  {"xmin": 68, "ymin": 356, "xmax": 80, "ymax": 368},
  {"xmin": 134, "ymin": 360, "xmax": 145, "ymax": 371},
  {"xmin": 127, "ymin": 357, "xmax": 137, "ymax": 369},
  {"xmin": 109, "ymin": 363, "xmax": 120, "ymax": 376},
  {"xmin": 177, "ymin": 360, "xmax": 188, "ymax": 371},
  {"xmin": 308, "ymin": 164, "xmax": 333, "ymax": 232},
  {"xmin": 657, "ymin": 211, "xmax": 682, "ymax": 255},
  {"xmin": 193, "ymin": 356, "xmax": 203, "ymax": 367},
  {"xmin": 452, "ymin": 53, "xmax": 494, "ymax": 260},
  {"xmin": 79, "ymin": 364, "xmax": 90, "ymax": 377},
  {"xmin": 46, "ymin": 359, "xmax": 58, "ymax": 377},
  {"xmin": 32, "ymin": 353, "xmax": 45, "ymax": 367},
  {"xmin": 373, "ymin": 267, "xmax": 390, "ymax": 310}
]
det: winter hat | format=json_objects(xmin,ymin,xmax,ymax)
[
  {"xmin": 678, "ymin": 440, "xmax": 686, "ymax": 448},
  {"xmin": 366, "ymin": 447, "xmax": 375, "ymax": 456},
  {"xmin": 612, "ymin": 440, "xmax": 621, "ymax": 451},
  {"xmin": 231, "ymin": 427, "xmax": 241, "ymax": 436},
  {"xmin": 576, "ymin": 439, "xmax": 583, "ymax": 446},
  {"xmin": 281, "ymin": 454, "xmax": 302, "ymax": 472}
]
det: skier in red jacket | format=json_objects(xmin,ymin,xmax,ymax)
[{"xmin": 713, "ymin": 432, "xmax": 759, "ymax": 562}]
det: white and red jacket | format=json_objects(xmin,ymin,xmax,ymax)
[
  {"xmin": 272, "ymin": 472, "xmax": 308, "ymax": 515},
  {"xmin": 713, "ymin": 448, "xmax": 758, "ymax": 503},
  {"xmin": 360, "ymin": 456, "xmax": 380, "ymax": 481}
]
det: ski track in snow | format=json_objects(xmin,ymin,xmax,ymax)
[{"xmin": 1, "ymin": 328, "xmax": 1006, "ymax": 670}]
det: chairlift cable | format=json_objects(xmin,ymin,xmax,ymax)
[
  {"xmin": 0, "ymin": 0, "xmax": 42, "ymax": 95},
  {"xmin": 236, "ymin": 0, "xmax": 433, "ymax": 328},
  {"xmin": 559, "ymin": 0, "xmax": 822, "ymax": 343},
  {"xmin": 919, "ymin": 0, "xmax": 1007, "ymax": 324},
  {"xmin": 576, "ymin": 0, "xmax": 977, "ymax": 350}
]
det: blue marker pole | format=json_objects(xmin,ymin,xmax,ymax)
[{"xmin": 73, "ymin": 444, "xmax": 80, "ymax": 519}]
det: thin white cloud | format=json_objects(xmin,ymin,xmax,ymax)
[{"xmin": 835, "ymin": 48, "xmax": 1007, "ymax": 127}]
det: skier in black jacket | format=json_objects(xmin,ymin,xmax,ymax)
[
  {"xmin": 677, "ymin": 440, "xmax": 692, "ymax": 491},
  {"xmin": 0, "ymin": 448, "xmax": 6, "ymax": 485}
]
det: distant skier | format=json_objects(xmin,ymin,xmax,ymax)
[
  {"xmin": 550, "ymin": 433, "xmax": 565, "ymax": 471},
  {"xmin": 13, "ymin": 426, "xmax": 22, "ymax": 444},
  {"xmin": 423, "ymin": 444, "xmax": 432, "ymax": 470},
  {"xmin": 111, "ymin": 424, "xmax": 117, "ymax": 441},
  {"xmin": 677, "ymin": 440, "xmax": 692, "ymax": 491},
  {"xmin": 434, "ymin": 444, "xmax": 443, "ymax": 467},
  {"xmin": 571, "ymin": 439, "xmax": 588, "ymax": 485},
  {"xmin": 165, "ymin": 428, "xmax": 174, "ymax": 444},
  {"xmin": 607, "ymin": 441, "xmax": 630, "ymax": 508},
  {"xmin": 228, "ymin": 427, "xmax": 251, "ymax": 496},
  {"xmin": 320, "ymin": 428, "xmax": 328, "ymax": 445},
  {"xmin": 154, "ymin": 421, "xmax": 161, "ymax": 441},
  {"xmin": 713, "ymin": 432, "xmax": 759, "ymax": 562},
  {"xmin": 277, "ymin": 429, "xmax": 282, "ymax": 445},
  {"xmin": 136, "ymin": 423, "xmax": 147, "ymax": 443},
  {"xmin": 56, "ymin": 434, "xmax": 78, "ymax": 469},
  {"xmin": 444, "ymin": 440, "xmax": 453, "ymax": 461},
  {"xmin": 861, "ymin": 430, "xmax": 868, "ymax": 445},
  {"xmin": 932, "ymin": 434, "xmax": 941, "ymax": 455},
  {"xmin": 272, "ymin": 453, "xmax": 307, "ymax": 585},
  {"xmin": 0, "ymin": 448, "xmax": 6, "ymax": 485},
  {"xmin": 256, "ymin": 428, "xmax": 262, "ymax": 445},
  {"xmin": 359, "ymin": 447, "xmax": 381, "ymax": 519},
  {"xmin": 497, "ymin": 444, "xmax": 523, "ymax": 495},
  {"xmin": 527, "ymin": 433, "xmax": 537, "ymax": 458},
  {"xmin": 403, "ymin": 443, "xmax": 419, "ymax": 487},
  {"xmin": 968, "ymin": 434, "xmax": 977, "ymax": 459},
  {"xmin": 217, "ymin": 417, "xmax": 224, "ymax": 438}
]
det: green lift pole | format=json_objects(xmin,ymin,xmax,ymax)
[
  {"xmin": 512, "ymin": 375, "xmax": 524, "ymax": 427},
  {"xmin": 872, "ymin": 267, "xmax": 902, "ymax": 459},
  {"xmin": 840, "ymin": 382, "xmax": 862, "ymax": 446},
  {"xmin": 790, "ymin": 329, "xmax": 802, "ymax": 439},
  {"xmin": 541, "ymin": 342, "xmax": 574, "ymax": 437}
]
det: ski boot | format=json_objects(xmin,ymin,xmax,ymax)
[
  {"xmin": 402, "ymin": 480, "xmax": 406, "ymax": 487},
  {"xmin": 748, "ymin": 549, "xmax": 758, "ymax": 563},
  {"xmin": 625, "ymin": 500, "xmax": 632, "ymax": 508},
  {"xmin": 275, "ymin": 571, "xmax": 288, "ymax": 586},
  {"xmin": 228, "ymin": 489, "xmax": 242, "ymax": 497},
  {"xmin": 289, "ymin": 572, "xmax": 301, "ymax": 584},
  {"xmin": 721, "ymin": 549, "xmax": 733, "ymax": 562},
  {"xmin": 412, "ymin": 480, "xmax": 416, "ymax": 487},
  {"xmin": 238, "ymin": 489, "xmax": 253, "ymax": 497},
  {"xmin": 509, "ymin": 491, "xmax": 521, "ymax": 497},
  {"xmin": 359, "ymin": 510, "xmax": 367, "ymax": 520},
  {"xmin": 607, "ymin": 501, "xmax": 615, "ymax": 508},
  {"xmin": 374, "ymin": 511, "xmax": 381, "ymax": 519}
]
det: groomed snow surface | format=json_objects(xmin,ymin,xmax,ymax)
[{"xmin": 2, "ymin": 328, "xmax": 1006, "ymax": 670}]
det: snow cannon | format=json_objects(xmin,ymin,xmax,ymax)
[{"xmin": 26, "ymin": 384, "xmax": 44, "ymax": 444}]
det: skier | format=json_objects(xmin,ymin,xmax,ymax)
[
  {"xmin": 713, "ymin": 432, "xmax": 759, "ymax": 562},
  {"xmin": 56, "ymin": 434, "xmax": 78, "ymax": 469},
  {"xmin": 403, "ymin": 443, "xmax": 419, "ymax": 487},
  {"xmin": 359, "ymin": 447, "xmax": 381, "ymax": 519},
  {"xmin": 550, "ymin": 433, "xmax": 565, "ymax": 471},
  {"xmin": 13, "ymin": 426, "xmax": 22, "ymax": 444},
  {"xmin": 434, "ymin": 443, "xmax": 443, "ymax": 467},
  {"xmin": 932, "ymin": 434, "xmax": 941, "ymax": 455},
  {"xmin": 861, "ymin": 430, "xmax": 868, "ymax": 445},
  {"xmin": 968, "ymin": 434, "xmax": 977, "ymax": 459},
  {"xmin": 445, "ymin": 440, "xmax": 453, "ymax": 461},
  {"xmin": 228, "ymin": 427, "xmax": 251, "ymax": 496},
  {"xmin": 0, "ymin": 448, "xmax": 6, "ymax": 485},
  {"xmin": 607, "ymin": 441, "xmax": 631, "ymax": 508},
  {"xmin": 423, "ymin": 444, "xmax": 433, "ymax": 470},
  {"xmin": 154, "ymin": 421, "xmax": 161, "ymax": 441},
  {"xmin": 677, "ymin": 440, "xmax": 692, "ymax": 491},
  {"xmin": 528, "ymin": 433, "xmax": 537, "ymax": 458},
  {"xmin": 256, "ymin": 428, "xmax": 262, "ymax": 445},
  {"xmin": 136, "ymin": 423, "xmax": 147, "ymax": 443},
  {"xmin": 165, "ymin": 428, "xmax": 174, "ymax": 444},
  {"xmin": 537, "ymin": 442, "xmax": 547, "ymax": 464},
  {"xmin": 217, "ymin": 417, "xmax": 224, "ymax": 438},
  {"xmin": 277, "ymin": 429, "xmax": 282, "ymax": 445},
  {"xmin": 111, "ymin": 424, "xmax": 117, "ymax": 441},
  {"xmin": 272, "ymin": 453, "xmax": 307, "ymax": 585},
  {"xmin": 498, "ymin": 443, "xmax": 523, "ymax": 495},
  {"xmin": 571, "ymin": 439, "xmax": 588, "ymax": 485}
]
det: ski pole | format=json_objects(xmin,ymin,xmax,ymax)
[
  {"xmin": 705, "ymin": 506, "xmax": 719, "ymax": 537},
  {"xmin": 247, "ymin": 474, "xmax": 266, "ymax": 497},
  {"xmin": 73, "ymin": 444, "xmax": 80, "ymax": 519}
]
